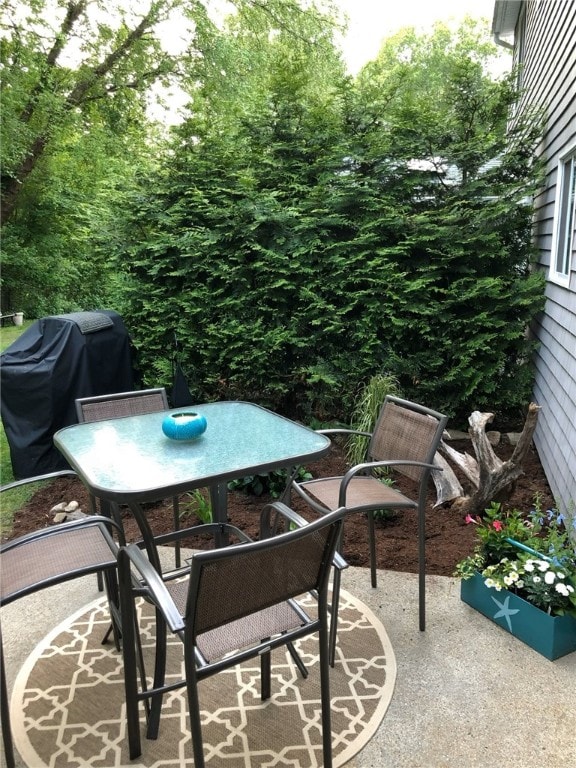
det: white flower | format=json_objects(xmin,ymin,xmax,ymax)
[
  {"xmin": 544, "ymin": 571, "xmax": 556, "ymax": 584},
  {"xmin": 537, "ymin": 560, "xmax": 550, "ymax": 572},
  {"xmin": 484, "ymin": 578, "xmax": 496, "ymax": 588},
  {"xmin": 524, "ymin": 561, "xmax": 535, "ymax": 572},
  {"xmin": 532, "ymin": 576, "xmax": 541, "ymax": 584},
  {"xmin": 516, "ymin": 579, "xmax": 524, "ymax": 588},
  {"xmin": 557, "ymin": 572, "xmax": 566, "ymax": 579},
  {"xmin": 556, "ymin": 583, "xmax": 570, "ymax": 597}
]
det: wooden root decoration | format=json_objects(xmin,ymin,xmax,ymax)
[{"xmin": 433, "ymin": 402, "xmax": 541, "ymax": 516}]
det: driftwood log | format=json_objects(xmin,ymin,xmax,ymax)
[{"xmin": 432, "ymin": 402, "xmax": 541, "ymax": 516}]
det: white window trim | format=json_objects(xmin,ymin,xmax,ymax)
[{"xmin": 549, "ymin": 144, "xmax": 576, "ymax": 288}]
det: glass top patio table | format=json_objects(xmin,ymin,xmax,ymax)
[{"xmin": 54, "ymin": 401, "xmax": 330, "ymax": 565}]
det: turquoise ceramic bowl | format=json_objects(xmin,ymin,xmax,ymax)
[{"xmin": 162, "ymin": 412, "xmax": 207, "ymax": 441}]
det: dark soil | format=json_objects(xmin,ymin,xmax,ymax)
[{"xmin": 3, "ymin": 439, "xmax": 554, "ymax": 577}]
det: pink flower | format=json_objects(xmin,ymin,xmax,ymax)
[
  {"xmin": 465, "ymin": 514, "xmax": 476, "ymax": 525},
  {"xmin": 492, "ymin": 520, "xmax": 504, "ymax": 531}
]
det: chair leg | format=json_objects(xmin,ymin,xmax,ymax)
[
  {"xmin": 367, "ymin": 511, "xmax": 378, "ymax": 588},
  {"xmin": 89, "ymin": 495, "xmax": 105, "ymax": 593},
  {"xmin": 260, "ymin": 649, "xmax": 271, "ymax": 701},
  {"xmin": 418, "ymin": 504, "xmax": 426, "ymax": 631},
  {"xmin": 328, "ymin": 566, "xmax": 342, "ymax": 667},
  {"xmin": 146, "ymin": 610, "xmax": 169, "ymax": 740},
  {"xmin": 100, "ymin": 568, "xmax": 122, "ymax": 650},
  {"xmin": 118, "ymin": 555, "xmax": 143, "ymax": 760},
  {"xmin": 1, "ymin": 632, "xmax": 16, "ymax": 768},
  {"xmin": 185, "ymin": 660, "xmax": 205, "ymax": 768},
  {"xmin": 319, "ymin": 599, "xmax": 333, "ymax": 768}
]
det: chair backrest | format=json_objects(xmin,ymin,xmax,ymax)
[
  {"xmin": 369, "ymin": 395, "xmax": 448, "ymax": 483},
  {"xmin": 75, "ymin": 388, "xmax": 169, "ymax": 424},
  {"xmin": 185, "ymin": 508, "xmax": 345, "ymax": 641}
]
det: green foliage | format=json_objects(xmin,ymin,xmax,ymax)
[
  {"xmin": 456, "ymin": 503, "xmax": 576, "ymax": 617},
  {"xmin": 1, "ymin": 321, "xmax": 41, "ymax": 535},
  {"xmin": 3, "ymin": 10, "xmax": 546, "ymax": 427},
  {"xmin": 179, "ymin": 489, "xmax": 212, "ymax": 523},
  {"xmin": 346, "ymin": 374, "xmax": 401, "ymax": 466},
  {"xmin": 116, "ymin": 17, "xmax": 544, "ymax": 425},
  {"xmin": 228, "ymin": 466, "xmax": 312, "ymax": 498}
]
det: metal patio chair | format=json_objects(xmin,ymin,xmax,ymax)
[
  {"xmin": 1, "ymin": 473, "xmax": 120, "ymax": 768},
  {"xmin": 118, "ymin": 502, "xmax": 345, "ymax": 768},
  {"xmin": 75, "ymin": 388, "xmax": 184, "ymax": 569},
  {"xmin": 286, "ymin": 395, "xmax": 448, "ymax": 663}
]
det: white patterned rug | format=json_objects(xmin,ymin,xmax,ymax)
[{"xmin": 11, "ymin": 589, "xmax": 396, "ymax": 767}]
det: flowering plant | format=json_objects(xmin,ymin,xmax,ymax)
[{"xmin": 456, "ymin": 502, "xmax": 576, "ymax": 618}]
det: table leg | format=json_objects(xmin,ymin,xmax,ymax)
[
  {"xmin": 209, "ymin": 483, "xmax": 228, "ymax": 547},
  {"xmin": 126, "ymin": 500, "xmax": 163, "ymax": 573}
]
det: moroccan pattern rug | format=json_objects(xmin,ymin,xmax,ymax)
[{"xmin": 12, "ymin": 589, "xmax": 396, "ymax": 767}]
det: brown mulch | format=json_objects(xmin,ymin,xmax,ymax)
[{"xmin": 3, "ymin": 439, "xmax": 554, "ymax": 577}]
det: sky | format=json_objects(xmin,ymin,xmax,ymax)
[
  {"xmin": 335, "ymin": 0, "xmax": 499, "ymax": 74},
  {"xmin": 150, "ymin": 0, "xmax": 506, "ymax": 122}
]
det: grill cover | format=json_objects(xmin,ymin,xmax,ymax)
[{"xmin": 1, "ymin": 310, "xmax": 135, "ymax": 478}]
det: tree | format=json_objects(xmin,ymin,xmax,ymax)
[
  {"xmin": 112, "ymin": 0, "xmax": 354, "ymax": 416},
  {"xmin": 349, "ymin": 20, "xmax": 546, "ymax": 422},
  {"xmin": 95, "ymin": 17, "xmax": 544, "ymax": 426}
]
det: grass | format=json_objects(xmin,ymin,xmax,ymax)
[{"xmin": 0, "ymin": 319, "xmax": 41, "ymax": 536}]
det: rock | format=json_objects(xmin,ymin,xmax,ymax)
[
  {"xmin": 52, "ymin": 500, "xmax": 84, "ymax": 523},
  {"xmin": 65, "ymin": 510, "xmax": 88, "ymax": 521}
]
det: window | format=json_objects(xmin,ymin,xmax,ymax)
[{"xmin": 550, "ymin": 149, "xmax": 576, "ymax": 286}]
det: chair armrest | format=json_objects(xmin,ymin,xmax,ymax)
[
  {"xmin": 260, "ymin": 501, "xmax": 348, "ymax": 571},
  {"xmin": 119, "ymin": 544, "xmax": 185, "ymax": 633},
  {"xmin": 316, "ymin": 428, "xmax": 373, "ymax": 438},
  {"xmin": 1, "ymin": 470, "xmax": 78, "ymax": 493}
]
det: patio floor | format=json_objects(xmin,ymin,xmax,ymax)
[{"xmin": 2, "ymin": 560, "xmax": 575, "ymax": 767}]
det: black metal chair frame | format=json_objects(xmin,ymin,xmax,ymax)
[
  {"xmin": 118, "ymin": 503, "xmax": 345, "ymax": 768},
  {"xmin": 286, "ymin": 395, "xmax": 448, "ymax": 664},
  {"xmin": 1, "ymin": 477, "xmax": 121, "ymax": 768}
]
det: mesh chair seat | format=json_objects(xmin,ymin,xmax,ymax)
[
  {"xmin": 1, "ymin": 480, "xmax": 120, "ymax": 768},
  {"xmin": 198, "ymin": 603, "xmax": 305, "ymax": 662},
  {"xmin": 300, "ymin": 474, "xmax": 419, "ymax": 512},
  {"xmin": 1, "ymin": 525, "xmax": 117, "ymax": 603}
]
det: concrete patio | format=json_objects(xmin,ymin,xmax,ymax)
[{"xmin": 2, "ymin": 563, "xmax": 575, "ymax": 767}]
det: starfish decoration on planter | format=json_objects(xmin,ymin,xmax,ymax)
[{"xmin": 490, "ymin": 595, "xmax": 520, "ymax": 631}]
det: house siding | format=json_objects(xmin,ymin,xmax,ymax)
[{"xmin": 508, "ymin": 0, "xmax": 576, "ymax": 512}]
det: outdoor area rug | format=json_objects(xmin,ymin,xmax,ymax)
[{"xmin": 11, "ymin": 589, "xmax": 396, "ymax": 767}]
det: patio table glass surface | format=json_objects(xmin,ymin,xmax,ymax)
[
  {"xmin": 54, "ymin": 401, "xmax": 330, "ymax": 502},
  {"xmin": 53, "ymin": 401, "xmax": 331, "ymax": 568}
]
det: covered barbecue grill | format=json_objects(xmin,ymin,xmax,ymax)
[{"xmin": 1, "ymin": 310, "xmax": 135, "ymax": 478}]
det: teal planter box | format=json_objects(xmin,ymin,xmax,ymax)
[{"xmin": 461, "ymin": 572, "xmax": 576, "ymax": 661}]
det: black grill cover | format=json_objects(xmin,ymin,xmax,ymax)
[{"xmin": 1, "ymin": 310, "xmax": 135, "ymax": 478}]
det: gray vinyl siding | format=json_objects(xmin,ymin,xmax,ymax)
[{"xmin": 509, "ymin": 0, "xmax": 576, "ymax": 511}]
